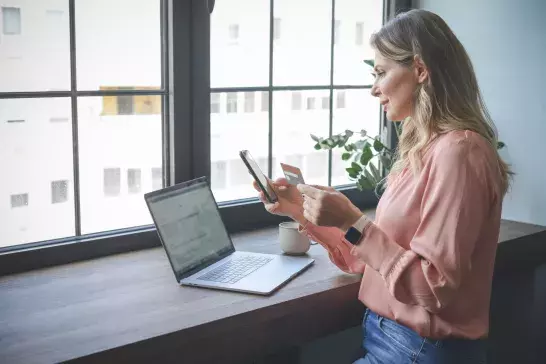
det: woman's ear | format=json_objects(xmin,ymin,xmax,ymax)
[{"xmin": 413, "ymin": 55, "xmax": 429, "ymax": 84}]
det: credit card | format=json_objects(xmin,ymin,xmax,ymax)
[{"xmin": 280, "ymin": 163, "xmax": 306, "ymax": 185}]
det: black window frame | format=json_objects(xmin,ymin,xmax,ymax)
[{"xmin": 0, "ymin": 0, "xmax": 408, "ymax": 276}]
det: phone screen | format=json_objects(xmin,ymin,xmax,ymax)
[{"xmin": 240, "ymin": 150, "xmax": 278, "ymax": 203}]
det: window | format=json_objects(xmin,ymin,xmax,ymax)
[
  {"xmin": 261, "ymin": 91, "xmax": 269, "ymax": 112},
  {"xmin": 306, "ymin": 97, "xmax": 316, "ymax": 110},
  {"xmin": 274, "ymin": 18, "xmax": 281, "ymax": 40},
  {"xmin": 211, "ymin": 93, "xmax": 221, "ymax": 113},
  {"xmin": 334, "ymin": 20, "xmax": 341, "ymax": 45},
  {"xmin": 336, "ymin": 91, "xmax": 346, "ymax": 108},
  {"xmin": 127, "ymin": 169, "xmax": 141, "ymax": 194},
  {"xmin": 210, "ymin": 0, "xmax": 382, "ymax": 202},
  {"xmin": 1, "ymin": 0, "xmax": 384, "ymax": 274},
  {"xmin": 10, "ymin": 193, "xmax": 28, "ymax": 208},
  {"xmin": 103, "ymin": 168, "xmax": 121, "ymax": 197},
  {"xmin": 50, "ymin": 117, "xmax": 69, "ymax": 123},
  {"xmin": 2, "ymin": 7, "xmax": 21, "ymax": 35},
  {"xmin": 355, "ymin": 22, "xmax": 365, "ymax": 46},
  {"xmin": 226, "ymin": 93, "xmax": 238, "ymax": 113},
  {"xmin": 321, "ymin": 96, "xmax": 330, "ymax": 110},
  {"xmin": 244, "ymin": 92, "xmax": 255, "ymax": 113},
  {"xmin": 291, "ymin": 92, "xmax": 302, "ymax": 111},
  {"xmin": 228, "ymin": 24, "xmax": 239, "ymax": 43},
  {"xmin": 151, "ymin": 167, "xmax": 162, "ymax": 191},
  {"xmin": 51, "ymin": 180, "xmax": 69, "ymax": 204}
]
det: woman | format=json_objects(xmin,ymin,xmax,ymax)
[{"xmin": 254, "ymin": 9, "xmax": 511, "ymax": 364}]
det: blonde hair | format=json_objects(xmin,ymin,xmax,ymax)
[{"xmin": 370, "ymin": 9, "xmax": 512, "ymax": 195}]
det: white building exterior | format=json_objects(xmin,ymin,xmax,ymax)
[{"xmin": 0, "ymin": 0, "xmax": 382, "ymax": 247}]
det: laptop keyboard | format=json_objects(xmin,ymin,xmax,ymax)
[{"xmin": 197, "ymin": 255, "xmax": 273, "ymax": 284}]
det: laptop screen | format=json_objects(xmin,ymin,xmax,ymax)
[{"xmin": 145, "ymin": 180, "xmax": 234, "ymax": 280}]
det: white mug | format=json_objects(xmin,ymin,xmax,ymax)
[{"xmin": 279, "ymin": 221, "xmax": 311, "ymax": 255}]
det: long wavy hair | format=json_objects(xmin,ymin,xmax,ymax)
[{"xmin": 370, "ymin": 9, "xmax": 512, "ymax": 195}]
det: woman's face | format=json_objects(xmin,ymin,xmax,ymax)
[{"xmin": 370, "ymin": 52, "xmax": 420, "ymax": 122}]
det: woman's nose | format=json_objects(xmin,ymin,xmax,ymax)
[{"xmin": 370, "ymin": 83, "xmax": 380, "ymax": 97}]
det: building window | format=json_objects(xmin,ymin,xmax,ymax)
[
  {"xmin": 274, "ymin": 18, "xmax": 281, "ymax": 40},
  {"xmin": 228, "ymin": 24, "xmax": 239, "ymax": 43},
  {"xmin": 321, "ymin": 96, "xmax": 330, "ymax": 110},
  {"xmin": 7, "ymin": 119, "xmax": 24, "ymax": 123},
  {"xmin": 244, "ymin": 92, "xmax": 255, "ymax": 113},
  {"xmin": 100, "ymin": 87, "xmax": 160, "ymax": 116},
  {"xmin": 151, "ymin": 167, "xmax": 162, "ymax": 191},
  {"xmin": 306, "ymin": 97, "xmax": 316, "ymax": 110},
  {"xmin": 51, "ymin": 180, "xmax": 69, "ymax": 204},
  {"xmin": 211, "ymin": 93, "xmax": 221, "ymax": 114},
  {"xmin": 355, "ymin": 22, "xmax": 364, "ymax": 46},
  {"xmin": 261, "ymin": 92, "xmax": 269, "ymax": 112},
  {"xmin": 291, "ymin": 92, "xmax": 302, "ymax": 110},
  {"xmin": 226, "ymin": 93, "xmax": 238, "ymax": 113},
  {"xmin": 334, "ymin": 20, "xmax": 341, "ymax": 45},
  {"xmin": 11, "ymin": 193, "xmax": 28, "ymax": 208},
  {"xmin": 2, "ymin": 7, "xmax": 21, "ymax": 35},
  {"xmin": 127, "ymin": 169, "xmax": 141, "ymax": 194},
  {"xmin": 336, "ymin": 91, "xmax": 346, "ymax": 109},
  {"xmin": 103, "ymin": 168, "xmax": 121, "ymax": 197},
  {"xmin": 50, "ymin": 117, "xmax": 69, "ymax": 123}
]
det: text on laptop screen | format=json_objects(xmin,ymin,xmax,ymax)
[{"xmin": 146, "ymin": 182, "xmax": 234, "ymax": 279}]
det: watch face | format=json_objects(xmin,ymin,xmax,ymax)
[{"xmin": 345, "ymin": 227, "xmax": 362, "ymax": 245}]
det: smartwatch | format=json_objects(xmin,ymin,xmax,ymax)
[{"xmin": 344, "ymin": 226, "xmax": 363, "ymax": 246}]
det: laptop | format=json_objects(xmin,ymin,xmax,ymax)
[{"xmin": 144, "ymin": 177, "xmax": 315, "ymax": 295}]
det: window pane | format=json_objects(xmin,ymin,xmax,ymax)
[
  {"xmin": 331, "ymin": 90, "xmax": 380, "ymax": 187},
  {"xmin": 75, "ymin": 0, "xmax": 161, "ymax": 90},
  {"xmin": 78, "ymin": 96, "xmax": 162, "ymax": 234},
  {"xmin": 211, "ymin": 0, "xmax": 269, "ymax": 88},
  {"xmin": 272, "ymin": 91, "xmax": 329, "ymax": 186},
  {"xmin": 0, "ymin": 98, "xmax": 75, "ymax": 247},
  {"xmin": 0, "ymin": 3, "xmax": 70, "ymax": 92},
  {"xmin": 274, "ymin": 0, "xmax": 332, "ymax": 86},
  {"xmin": 334, "ymin": 0, "xmax": 383, "ymax": 85},
  {"xmin": 211, "ymin": 91, "xmax": 269, "ymax": 202}
]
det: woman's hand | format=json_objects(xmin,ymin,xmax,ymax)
[
  {"xmin": 253, "ymin": 178, "xmax": 306, "ymax": 224},
  {"xmin": 297, "ymin": 184, "xmax": 363, "ymax": 231}
]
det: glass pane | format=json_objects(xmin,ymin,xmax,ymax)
[
  {"xmin": 211, "ymin": 0, "xmax": 269, "ymax": 88},
  {"xmin": 331, "ymin": 90, "xmax": 380, "ymax": 187},
  {"xmin": 211, "ymin": 91, "xmax": 269, "ymax": 203},
  {"xmin": 273, "ymin": 0, "xmax": 332, "ymax": 86},
  {"xmin": 78, "ymin": 96, "xmax": 163, "ymax": 234},
  {"xmin": 333, "ymin": 0, "xmax": 383, "ymax": 85},
  {"xmin": 0, "ymin": 2, "xmax": 70, "ymax": 92},
  {"xmin": 0, "ymin": 98, "xmax": 75, "ymax": 247},
  {"xmin": 75, "ymin": 0, "xmax": 161, "ymax": 90},
  {"xmin": 272, "ymin": 91, "xmax": 329, "ymax": 186}
]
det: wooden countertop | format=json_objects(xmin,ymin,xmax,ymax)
[{"xmin": 0, "ymin": 219, "xmax": 545, "ymax": 364}]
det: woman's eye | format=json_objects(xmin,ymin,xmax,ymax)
[{"xmin": 371, "ymin": 71, "xmax": 384, "ymax": 79}]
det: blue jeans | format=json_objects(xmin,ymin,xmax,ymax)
[{"xmin": 354, "ymin": 309, "xmax": 487, "ymax": 364}]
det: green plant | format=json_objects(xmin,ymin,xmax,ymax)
[{"xmin": 312, "ymin": 122, "xmax": 506, "ymax": 196}]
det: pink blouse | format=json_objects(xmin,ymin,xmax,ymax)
[{"xmin": 300, "ymin": 130, "xmax": 503, "ymax": 339}]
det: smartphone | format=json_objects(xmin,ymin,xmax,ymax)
[{"xmin": 239, "ymin": 150, "xmax": 278, "ymax": 203}]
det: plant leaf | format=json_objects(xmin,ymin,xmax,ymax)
[
  {"xmin": 346, "ymin": 167, "xmax": 359, "ymax": 179},
  {"xmin": 360, "ymin": 129, "xmax": 367, "ymax": 138},
  {"xmin": 345, "ymin": 130, "xmax": 354, "ymax": 137},
  {"xmin": 310, "ymin": 134, "xmax": 320, "ymax": 142},
  {"xmin": 360, "ymin": 145, "xmax": 374, "ymax": 165},
  {"xmin": 351, "ymin": 162, "xmax": 362, "ymax": 173},
  {"xmin": 342, "ymin": 152, "xmax": 352, "ymax": 161},
  {"xmin": 355, "ymin": 140, "xmax": 368, "ymax": 150},
  {"xmin": 345, "ymin": 143, "xmax": 355, "ymax": 152},
  {"xmin": 369, "ymin": 162, "xmax": 381, "ymax": 182},
  {"xmin": 314, "ymin": 143, "xmax": 321, "ymax": 150},
  {"xmin": 373, "ymin": 138, "xmax": 384, "ymax": 152},
  {"xmin": 364, "ymin": 169, "xmax": 377, "ymax": 186},
  {"xmin": 358, "ymin": 175, "xmax": 374, "ymax": 190},
  {"xmin": 379, "ymin": 153, "xmax": 392, "ymax": 169}
]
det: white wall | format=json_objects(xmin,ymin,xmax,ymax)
[{"xmin": 415, "ymin": 0, "xmax": 546, "ymax": 226}]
